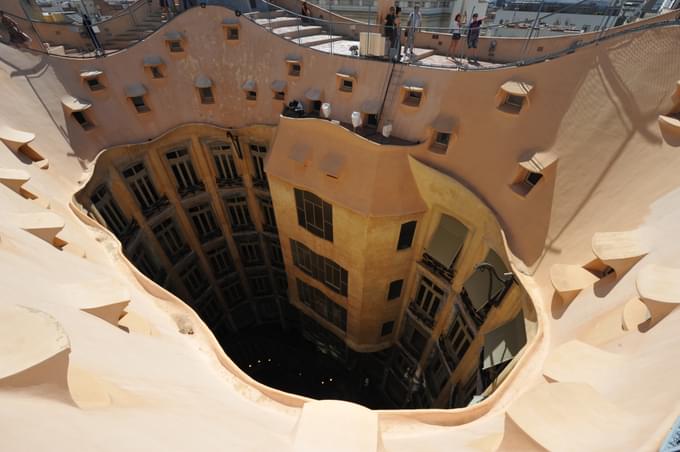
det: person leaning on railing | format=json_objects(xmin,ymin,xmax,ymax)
[{"xmin": 301, "ymin": 1, "xmax": 311, "ymax": 24}]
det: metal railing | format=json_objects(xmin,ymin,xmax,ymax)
[{"xmin": 2, "ymin": 0, "xmax": 679, "ymax": 66}]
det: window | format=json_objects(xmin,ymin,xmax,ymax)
[
  {"xmin": 131, "ymin": 96, "xmax": 149, "ymax": 113},
  {"xmin": 210, "ymin": 142, "xmax": 241, "ymax": 186},
  {"xmin": 397, "ymin": 221, "xmax": 417, "ymax": 250},
  {"xmin": 273, "ymin": 269, "xmax": 287, "ymax": 294},
  {"xmin": 288, "ymin": 62, "xmax": 301, "ymax": 76},
  {"xmin": 504, "ymin": 94, "xmax": 525, "ymax": 112},
  {"xmin": 403, "ymin": 89, "xmax": 422, "ymax": 107},
  {"xmin": 409, "ymin": 275, "xmax": 445, "ymax": 327},
  {"xmin": 86, "ymin": 77, "xmax": 104, "ymax": 91},
  {"xmin": 274, "ymin": 91, "xmax": 285, "ymax": 100},
  {"xmin": 90, "ymin": 185, "xmax": 129, "ymax": 238},
  {"xmin": 206, "ymin": 244, "xmax": 232, "ymax": 278},
  {"xmin": 224, "ymin": 193, "xmax": 253, "ymax": 232},
  {"xmin": 423, "ymin": 214, "xmax": 468, "ymax": 280},
  {"xmin": 387, "ymin": 279, "xmax": 404, "ymax": 301},
  {"xmin": 297, "ymin": 279, "xmax": 347, "ymax": 331},
  {"xmin": 246, "ymin": 90, "xmax": 257, "ymax": 101},
  {"xmin": 290, "ymin": 239, "xmax": 348, "ymax": 296},
  {"xmin": 236, "ymin": 234, "xmax": 263, "ymax": 266},
  {"xmin": 72, "ymin": 111, "xmax": 94, "ymax": 130},
  {"xmin": 199, "ymin": 87, "xmax": 214, "ymax": 104},
  {"xmin": 340, "ymin": 79, "xmax": 353, "ymax": 92},
  {"xmin": 310, "ymin": 100, "xmax": 322, "ymax": 115},
  {"xmin": 455, "ymin": 372, "xmax": 479, "ymax": 408},
  {"xmin": 127, "ymin": 243, "xmax": 165, "ymax": 283},
  {"xmin": 166, "ymin": 148, "xmax": 203, "ymax": 196},
  {"xmin": 441, "ymin": 308, "xmax": 474, "ymax": 370},
  {"xmin": 425, "ymin": 347, "xmax": 450, "ymax": 401},
  {"xmin": 221, "ymin": 276, "xmax": 246, "ymax": 308},
  {"xmin": 249, "ymin": 272, "xmax": 272, "ymax": 297},
  {"xmin": 294, "ymin": 188, "xmax": 333, "ymax": 242},
  {"xmin": 434, "ymin": 132, "xmax": 450, "ymax": 147},
  {"xmin": 150, "ymin": 66, "xmax": 164, "ymax": 79},
  {"xmin": 381, "ymin": 320, "xmax": 395, "ymax": 336},
  {"xmin": 249, "ymin": 145, "xmax": 268, "ymax": 188},
  {"xmin": 268, "ymin": 237, "xmax": 284, "ymax": 269},
  {"xmin": 525, "ymin": 171, "xmax": 543, "ymax": 187},
  {"xmin": 168, "ymin": 40, "xmax": 183, "ymax": 52},
  {"xmin": 259, "ymin": 196, "xmax": 277, "ymax": 233},
  {"xmin": 226, "ymin": 27, "xmax": 239, "ymax": 40},
  {"xmin": 366, "ymin": 113, "xmax": 378, "ymax": 128},
  {"xmin": 187, "ymin": 203, "xmax": 220, "ymax": 242},
  {"xmin": 122, "ymin": 162, "xmax": 164, "ymax": 217},
  {"xmin": 400, "ymin": 315, "xmax": 428, "ymax": 357},
  {"xmin": 461, "ymin": 249, "xmax": 510, "ymax": 324},
  {"xmin": 152, "ymin": 217, "xmax": 189, "ymax": 263},
  {"xmin": 181, "ymin": 261, "xmax": 209, "ymax": 298}
]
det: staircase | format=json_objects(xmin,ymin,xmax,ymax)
[
  {"xmin": 44, "ymin": 7, "xmax": 163, "ymax": 56},
  {"xmin": 245, "ymin": 9, "xmax": 346, "ymax": 52},
  {"xmin": 246, "ymin": 9, "xmax": 436, "ymax": 60}
]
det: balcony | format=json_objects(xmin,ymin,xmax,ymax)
[
  {"xmin": 216, "ymin": 176, "xmax": 243, "ymax": 188},
  {"xmin": 141, "ymin": 196, "xmax": 169, "ymax": 219},
  {"xmin": 407, "ymin": 300, "xmax": 437, "ymax": 329},
  {"xmin": 421, "ymin": 252, "xmax": 454, "ymax": 282}
]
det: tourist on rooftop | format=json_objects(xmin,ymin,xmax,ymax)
[
  {"xmin": 82, "ymin": 14, "xmax": 104, "ymax": 57},
  {"xmin": 384, "ymin": 6, "xmax": 396, "ymax": 50},
  {"xmin": 393, "ymin": 6, "xmax": 403, "ymax": 61},
  {"xmin": 0, "ymin": 11, "xmax": 31, "ymax": 48},
  {"xmin": 447, "ymin": 14, "xmax": 463, "ymax": 62},
  {"xmin": 466, "ymin": 13, "xmax": 485, "ymax": 64},
  {"xmin": 301, "ymin": 1, "xmax": 312, "ymax": 24},
  {"xmin": 405, "ymin": 5, "xmax": 422, "ymax": 60}
]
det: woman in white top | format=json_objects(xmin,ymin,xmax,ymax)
[{"xmin": 447, "ymin": 14, "xmax": 463, "ymax": 61}]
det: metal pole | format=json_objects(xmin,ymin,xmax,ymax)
[{"xmin": 520, "ymin": 0, "xmax": 544, "ymax": 59}]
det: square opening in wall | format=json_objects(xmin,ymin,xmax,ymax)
[
  {"xmin": 288, "ymin": 63, "xmax": 301, "ymax": 77},
  {"xmin": 403, "ymin": 89, "xmax": 422, "ymax": 107},
  {"xmin": 227, "ymin": 27, "xmax": 239, "ymax": 40},
  {"xmin": 199, "ymin": 87, "xmax": 215, "ymax": 104},
  {"xmin": 86, "ymin": 77, "xmax": 104, "ymax": 91},
  {"xmin": 246, "ymin": 91, "xmax": 257, "ymax": 101},
  {"xmin": 340, "ymin": 79, "xmax": 353, "ymax": 92},
  {"xmin": 150, "ymin": 66, "xmax": 164, "ymax": 79},
  {"xmin": 168, "ymin": 40, "xmax": 183, "ymax": 52},
  {"xmin": 274, "ymin": 91, "xmax": 285, "ymax": 100},
  {"xmin": 72, "ymin": 111, "xmax": 94, "ymax": 130},
  {"xmin": 131, "ymin": 96, "xmax": 150, "ymax": 113}
]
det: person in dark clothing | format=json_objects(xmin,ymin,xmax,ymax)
[
  {"xmin": 82, "ymin": 14, "xmax": 104, "ymax": 56},
  {"xmin": 466, "ymin": 13, "xmax": 485, "ymax": 63},
  {"xmin": 384, "ymin": 6, "xmax": 396, "ymax": 56},
  {"xmin": 0, "ymin": 11, "xmax": 31, "ymax": 47},
  {"xmin": 301, "ymin": 1, "xmax": 311, "ymax": 24}
]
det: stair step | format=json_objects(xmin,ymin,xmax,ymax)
[
  {"xmin": 272, "ymin": 25, "xmax": 322, "ymax": 38},
  {"xmin": 255, "ymin": 16, "xmax": 300, "ymax": 28},
  {"xmin": 289, "ymin": 33, "xmax": 342, "ymax": 46},
  {"xmin": 245, "ymin": 9, "xmax": 287, "ymax": 19}
]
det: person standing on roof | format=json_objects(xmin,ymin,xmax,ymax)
[
  {"xmin": 405, "ymin": 4, "xmax": 422, "ymax": 60},
  {"xmin": 82, "ymin": 14, "xmax": 104, "ymax": 57},
  {"xmin": 466, "ymin": 12, "xmax": 485, "ymax": 64},
  {"xmin": 301, "ymin": 1, "xmax": 312, "ymax": 24},
  {"xmin": 447, "ymin": 13, "xmax": 463, "ymax": 62}
]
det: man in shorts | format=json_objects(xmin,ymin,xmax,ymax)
[{"xmin": 466, "ymin": 13, "xmax": 485, "ymax": 63}]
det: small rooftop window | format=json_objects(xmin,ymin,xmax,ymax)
[
  {"xmin": 80, "ymin": 70, "xmax": 104, "ymax": 91},
  {"xmin": 287, "ymin": 58, "xmax": 302, "ymax": 76},
  {"xmin": 223, "ymin": 18, "xmax": 240, "ymax": 41},
  {"xmin": 165, "ymin": 31, "xmax": 184, "ymax": 53},
  {"xmin": 402, "ymin": 84, "xmax": 424, "ymax": 107},
  {"xmin": 511, "ymin": 151, "xmax": 557, "ymax": 197},
  {"xmin": 498, "ymin": 81, "xmax": 533, "ymax": 114}
]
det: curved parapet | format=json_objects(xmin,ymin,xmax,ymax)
[
  {"xmin": 636, "ymin": 264, "xmax": 680, "ymax": 328},
  {"xmin": 293, "ymin": 400, "xmax": 380, "ymax": 452},
  {"xmin": 550, "ymin": 264, "xmax": 599, "ymax": 304},
  {"xmin": 0, "ymin": 304, "xmax": 70, "ymax": 388},
  {"xmin": 501, "ymin": 382, "xmax": 641, "ymax": 451},
  {"xmin": 592, "ymin": 230, "xmax": 649, "ymax": 278}
]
